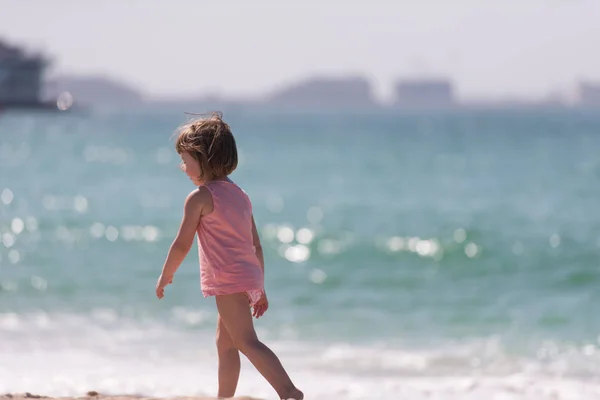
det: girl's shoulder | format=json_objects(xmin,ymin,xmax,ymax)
[
  {"xmin": 186, "ymin": 186, "xmax": 214, "ymax": 216},
  {"xmin": 202, "ymin": 178, "xmax": 252, "ymax": 203},
  {"xmin": 220, "ymin": 177, "xmax": 248, "ymax": 195}
]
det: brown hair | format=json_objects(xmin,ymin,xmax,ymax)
[{"xmin": 174, "ymin": 112, "xmax": 238, "ymax": 179}]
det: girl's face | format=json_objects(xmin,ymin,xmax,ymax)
[{"xmin": 180, "ymin": 152, "xmax": 202, "ymax": 185}]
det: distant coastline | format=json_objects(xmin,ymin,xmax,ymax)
[
  {"xmin": 43, "ymin": 74, "xmax": 600, "ymax": 113},
  {"xmin": 2, "ymin": 36, "xmax": 600, "ymax": 114}
]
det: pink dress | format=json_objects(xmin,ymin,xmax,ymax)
[{"xmin": 196, "ymin": 179, "xmax": 264, "ymax": 306}]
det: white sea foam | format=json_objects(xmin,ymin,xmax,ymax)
[{"xmin": 2, "ymin": 311, "xmax": 600, "ymax": 399}]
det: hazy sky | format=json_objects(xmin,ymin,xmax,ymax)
[{"xmin": 1, "ymin": 0, "xmax": 598, "ymax": 101}]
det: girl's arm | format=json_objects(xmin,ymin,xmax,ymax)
[
  {"xmin": 251, "ymin": 214, "xmax": 269, "ymax": 318},
  {"xmin": 251, "ymin": 215, "xmax": 264, "ymax": 274},
  {"xmin": 159, "ymin": 188, "xmax": 207, "ymax": 280}
]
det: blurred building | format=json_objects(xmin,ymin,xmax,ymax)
[
  {"xmin": 0, "ymin": 38, "xmax": 48, "ymax": 106},
  {"xmin": 577, "ymin": 82, "xmax": 600, "ymax": 108},
  {"xmin": 394, "ymin": 79, "xmax": 456, "ymax": 109},
  {"xmin": 264, "ymin": 76, "xmax": 377, "ymax": 111}
]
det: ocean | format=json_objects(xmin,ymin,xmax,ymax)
[{"xmin": 1, "ymin": 109, "xmax": 600, "ymax": 399}]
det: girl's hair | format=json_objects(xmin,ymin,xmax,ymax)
[{"xmin": 174, "ymin": 112, "xmax": 238, "ymax": 179}]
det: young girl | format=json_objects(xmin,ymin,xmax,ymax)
[{"xmin": 155, "ymin": 112, "xmax": 303, "ymax": 400}]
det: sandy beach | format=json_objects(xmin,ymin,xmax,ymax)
[{"xmin": 1, "ymin": 394, "xmax": 262, "ymax": 400}]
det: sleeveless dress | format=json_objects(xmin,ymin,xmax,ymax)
[{"xmin": 196, "ymin": 179, "xmax": 264, "ymax": 306}]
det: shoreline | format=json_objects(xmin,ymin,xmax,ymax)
[{"xmin": 1, "ymin": 394, "xmax": 263, "ymax": 400}]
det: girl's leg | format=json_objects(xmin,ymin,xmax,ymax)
[
  {"xmin": 215, "ymin": 293, "xmax": 303, "ymax": 400},
  {"xmin": 216, "ymin": 313, "xmax": 241, "ymax": 398}
]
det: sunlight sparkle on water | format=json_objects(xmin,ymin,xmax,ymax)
[
  {"xmin": 465, "ymin": 242, "xmax": 480, "ymax": 258},
  {"xmin": 384, "ymin": 236, "xmax": 442, "ymax": 259},
  {"xmin": 296, "ymin": 228, "xmax": 315, "ymax": 245},
  {"xmin": 11, "ymin": 218, "xmax": 25, "ymax": 234},
  {"xmin": 73, "ymin": 195, "xmax": 89, "ymax": 213},
  {"xmin": 105, "ymin": 226, "xmax": 119, "ymax": 242},
  {"xmin": 142, "ymin": 226, "xmax": 160, "ymax": 242},
  {"xmin": 416, "ymin": 239, "xmax": 440, "ymax": 257},
  {"xmin": 31, "ymin": 276, "xmax": 48, "ymax": 291},
  {"xmin": 285, "ymin": 244, "xmax": 311, "ymax": 263},
  {"xmin": 454, "ymin": 228, "xmax": 467, "ymax": 243},
  {"xmin": 90, "ymin": 223, "xmax": 105, "ymax": 239},
  {"xmin": 386, "ymin": 236, "xmax": 405, "ymax": 252},
  {"xmin": 310, "ymin": 268, "xmax": 327, "ymax": 284},
  {"xmin": 1, "ymin": 188, "xmax": 14, "ymax": 205},
  {"xmin": 2, "ymin": 233, "xmax": 15, "ymax": 248},
  {"xmin": 277, "ymin": 226, "xmax": 295, "ymax": 244},
  {"xmin": 8, "ymin": 249, "xmax": 20, "ymax": 264}
]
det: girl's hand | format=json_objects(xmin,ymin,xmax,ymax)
[
  {"xmin": 253, "ymin": 291, "xmax": 269, "ymax": 318},
  {"xmin": 156, "ymin": 274, "xmax": 173, "ymax": 299}
]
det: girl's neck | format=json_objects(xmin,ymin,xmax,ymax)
[{"xmin": 203, "ymin": 175, "xmax": 228, "ymax": 184}]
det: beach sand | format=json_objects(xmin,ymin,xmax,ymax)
[{"xmin": 1, "ymin": 393, "xmax": 263, "ymax": 400}]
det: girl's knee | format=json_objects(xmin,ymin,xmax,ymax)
[
  {"xmin": 216, "ymin": 326, "xmax": 236, "ymax": 353},
  {"xmin": 216, "ymin": 332, "xmax": 235, "ymax": 353},
  {"xmin": 233, "ymin": 336, "xmax": 262, "ymax": 354}
]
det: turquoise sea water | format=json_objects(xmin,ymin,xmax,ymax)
[{"xmin": 1, "ymin": 109, "xmax": 600, "ymax": 399}]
